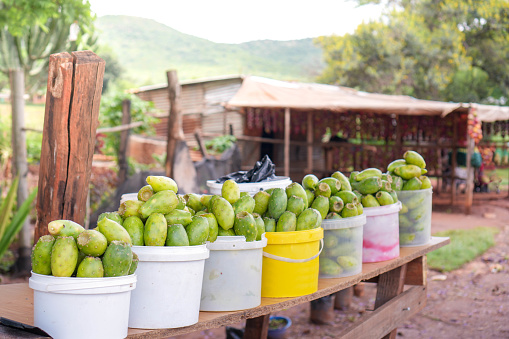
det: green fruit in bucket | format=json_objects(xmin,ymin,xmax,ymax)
[
  {"xmin": 267, "ymin": 188, "xmax": 287, "ymax": 220},
  {"xmin": 31, "ymin": 235, "xmax": 55, "ymax": 275},
  {"xmin": 331, "ymin": 171, "xmax": 352, "ymax": 191},
  {"xmin": 102, "ymin": 241, "xmax": 133, "ymax": 277},
  {"xmin": 144, "ymin": 213, "xmax": 168, "ymax": 246},
  {"xmin": 409, "ymin": 204, "xmax": 427, "ymax": 221},
  {"xmin": 305, "ymin": 189, "xmax": 315, "ymax": 207},
  {"xmin": 329, "ymin": 195, "xmax": 344, "ymax": 213},
  {"xmin": 335, "ymin": 191, "xmax": 358, "ymax": 204},
  {"xmin": 314, "ymin": 182, "xmax": 331, "ymax": 198},
  {"xmin": 393, "ymin": 164, "xmax": 422, "ymax": 180},
  {"xmin": 51, "ymin": 236, "xmax": 78, "ymax": 277},
  {"xmin": 201, "ymin": 213, "xmax": 219, "ymax": 243},
  {"xmin": 405, "ymin": 194, "xmax": 425, "ymax": 209},
  {"xmin": 403, "ymin": 150, "xmax": 426, "ymax": 169},
  {"xmin": 240, "ymin": 192, "xmax": 250, "ymax": 198},
  {"xmin": 391, "ymin": 176, "xmax": 404, "ymax": 191},
  {"xmin": 357, "ymin": 177, "xmax": 382, "ymax": 195},
  {"xmin": 48, "ymin": 220, "xmax": 85, "ymax": 240},
  {"xmin": 77, "ymin": 229, "xmax": 108, "ymax": 257},
  {"xmin": 165, "ymin": 224, "xmax": 190, "ymax": 246},
  {"xmin": 253, "ymin": 214, "xmax": 265, "ymax": 241},
  {"xmin": 234, "ymin": 211, "xmax": 257, "ymax": 241},
  {"xmin": 140, "ymin": 190, "xmax": 179, "ymax": 219},
  {"xmin": 218, "ymin": 228, "xmax": 236, "ymax": 236},
  {"xmin": 221, "ymin": 179, "xmax": 240, "ymax": 204},
  {"xmin": 97, "ymin": 217, "xmax": 132, "ymax": 245},
  {"xmin": 420, "ymin": 176, "xmax": 432, "ymax": 189},
  {"xmin": 287, "ymin": 195, "xmax": 306, "ymax": 216},
  {"xmin": 146, "ymin": 175, "xmax": 178, "ymax": 193},
  {"xmin": 352, "ymin": 190, "xmax": 362, "ymax": 201},
  {"xmin": 341, "ymin": 203, "xmax": 358, "ymax": 218},
  {"xmin": 296, "ymin": 208, "xmax": 322, "ymax": 230},
  {"xmin": 185, "ymin": 193, "xmax": 205, "ymax": 212},
  {"xmin": 326, "ymin": 212, "xmax": 342, "ymax": 219},
  {"xmin": 129, "ymin": 252, "xmax": 139, "ymax": 275},
  {"xmin": 164, "ymin": 209, "xmax": 193, "ymax": 227},
  {"xmin": 387, "ymin": 159, "xmax": 406, "ymax": 172},
  {"xmin": 211, "ymin": 196, "xmax": 235, "ymax": 230},
  {"xmin": 137, "ymin": 185, "xmax": 154, "ymax": 202},
  {"xmin": 200, "ymin": 194, "xmax": 213, "ymax": 209},
  {"xmin": 381, "ymin": 173, "xmax": 393, "ymax": 183},
  {"xmin": 318, "ymin": 177, "xmax": 342, "ymax": 195},
  {"xmin": 337, "ymin": 256, "xmax": 358, "ymax": 269},
  {"xmin": 400, "ymin": 203, "xmax": 409, "ymax": 214},
  {"xmin": 263, "ymin": 217, "xmax": 276, "ymax": 232},
  {"xmin": 77, "ymin": 256, "xmax": 104, "ymax": 278},
  {"xmin": 320, "ymin": 258, "xmax": 342, "ymax": 276},
  {"xmin": 253, "ymin": 191, "xmax": 271, "ymax": 215},
  {"xmin": 232, "ymin": 194, "xmax": 256, "ymax": 215},
  {"xmin": 286, "ymin": 182, "xmax": 308, "ymax": 207},
  {"xmin": 379, "ymin": 180, "xmax": 392, "ymax": 192},
  {"xmin": 399, "ymin": 214, "xmax": 412, "ymax": 228},
  {"xmin": 355, "ymin": 168, "xmax": 382, "ymax": 181},
  {"xmin": 324, "ymin": 234, "xmax": 338, "ymax": 248},
  {"xmin": 118, "ymin": 200, "xmax": 144, "ymax": 219},
  {"xmin": 176, "ymin": 194, "xmax": 186, "ymax": 210},
  {"xmin": 302, "ymin": 174, "xmax": 319, "ymax": 190},
  {"xmin": 399, "ymin": 232, "xmax": 416, "ymax": 245},
  {"xmin": 402, "ymin": 177, "xmax": 422, "ymax": 191},
  {"xmin": 186, "ymin": 216, "xmax": 210, "ymax": 245},
  {"xmin": 311, "ymin": 195, "xmax": 329, "ymax": 220},
  {"xmin": 355, "ymin": 202, "xmax": 363, "ymax": 215},
  {"xmin": 276, "ymin": 211, "xmax": 297, "ymax": 232},
  {"xmin": 361, "ymin": 194, "xmax": 380, "ymax": 207},
  {"xmin": 376, "ymin": 191, "xmax": 395, "ymax": 206},
  {"xmin": 73, "ymin": 251, "xmax": 86, "ymax": 277},
  {"xmin": 389, "ymin": 191, "xmax": 398, "ymax": 203},
  {"xmin": 98, "ymin": 212, "xmax": 124, "ymax": 226}
]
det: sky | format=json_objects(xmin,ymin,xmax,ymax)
[{"xmin": 87, "ymin": 0, "xmax": 383, "ymax": 44}]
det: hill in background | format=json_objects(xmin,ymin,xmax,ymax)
[{"xmin": 96, "ymin": 15, "xmax": 325, "ymax": 85}]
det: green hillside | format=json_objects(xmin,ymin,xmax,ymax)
[{"xmin": 96, "ymin": 15, "xmax": 325, "ymax": 85}]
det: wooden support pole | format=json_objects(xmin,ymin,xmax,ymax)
[
  {"xmin": 307, "ymin": 111, "xmax": 313, "ymax": 173},
  {"xmin": 165, "ymin": 70, "xmax": 184, "ymax": 178},
  {"xmin": 244, "ymin": 314, "xmax": 270, "ymax": 339},
  {"xmin": 35, "ymin": 51, "xmax": 105, "ymax": 242},
  {"xmin": 284, "ymin": 107, "xmax": 290, "ymax": 177},
  {"xmin": 451, "ymin": 114, "xmax": 458, "ymax": 204},
  {"xmin": 465, "ymin": 113, "xmax": 475, "ymax": 214},
  {"xmin": 118, "ymin": 99, "xmax": 132, "ymax": 184}
]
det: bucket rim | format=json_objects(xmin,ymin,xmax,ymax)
[
  {"xmin": 363, "ymin": 201, "xmax": 402, "ymax": 216},
  {"xmin": 264, "ymin": 227, "xmax": 323, "ymax": 245},
  {"xmin": 132, "ymin": 244, "xmax": 209, "ymax": 262},
  {"xmin": 321, "ymin": 214, "xmax": 366, "ymax": 230},
  {"xmin": 396, "ymin": 187, "xmax": 433, "ymax": 194},
  {"xmin": 29, "ymin": 272, "xmax": 137, "ymax": 293},
  {"xmin": 206, "ymin": 234, "xmax": 267, "ymax": 250}
]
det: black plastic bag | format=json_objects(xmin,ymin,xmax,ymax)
[{"xmin": 216, "ymin": 155, "xmax": 276, "ymax": 183}]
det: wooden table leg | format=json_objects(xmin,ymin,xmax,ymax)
[
  {"xmin": 244, "ymin": 314, "xmax": 270, "ymax": 339},
  {"xmin": 375, "ymin": 263, "xmax": 408, "ymax": 339}
]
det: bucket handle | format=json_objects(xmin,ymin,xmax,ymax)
[
  {"xmin": 30, "ymin": 278, "xmax": 135, "ymax": 292},
  {"xmin": 262, "ymin": 238, "xmax": 323, "ymax": 263}
]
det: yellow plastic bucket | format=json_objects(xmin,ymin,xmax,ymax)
[{"xmin": 262, "ymin": 227, "xmax": 324, "ymax": 298}]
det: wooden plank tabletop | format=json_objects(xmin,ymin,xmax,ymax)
[{"xmin": 0, "ymin": 237, "xmax": 449, "ymax": 338}]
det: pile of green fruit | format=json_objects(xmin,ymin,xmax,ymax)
[
  {"xmin": 387, "ymin": 150, "xmax": 432, "ymax": 245},
  {"xmin": 349, "ymin": 168, "xmax": 399, "ymax": 208},
  {"xmin": 319, "ymin": 225, "xmax": 362, "ymax": 277},
  {"xmin": 31, "ymin": 219, "xmax": 137, "ymax": 278}
]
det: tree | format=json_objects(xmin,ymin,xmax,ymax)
[
  {"xmin": 0, "ymin": 0, "xmax": 96, "ymax": 273},
  {"xmin": 316, "ymin": 0, "xmax": 509, "ymax": 103}
]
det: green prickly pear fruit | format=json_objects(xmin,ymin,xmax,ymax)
[
  {"xmin": 349, "ymin": 171, "xmax": 359, "ymax": 183},
  {"xmin": 357, "ymin": 177, "xmax": 382, "ymax": 195},
  {"xmin": 102, "ymin": 241, "xmax": 133, "ymax": 277},
  {"xmin": 201, "ymin": 213, "xmax": 219, "ymax": 242},
  {"xmin": 405, "ymin": 193, "xmax": 424, "ymax": 209},
  {"xmin": 355, "ymin": 168, "xmax": 382, "ymax": 181},
  {"xmin": 341, "ymin": 203, "xmax": 359, "ymax": 218},
  {"xmin": 137, "ymin": 185, "xmax": 154, "ymax": 202},
  {"xmin": 48, "ymin": 220, "xmax": 85, "ymax": 240},
  {"xmin": 97, "ymin": 217, "xmax": 132, "ymax": 245},
  {"xmin": 73, "ymin": 251, "xmax": 87, "ymax": 277},
  {"xmin": 140, "ymin": 190, "xmax": 179, "ymax": 219},
  {"xmin": 185, "ymin": 193, "xmax": 205, "ymax": 212},
  {"xmin": 240, "ymin": 192, "xmax": 250, "ymax": 197},
  {"xmin": 402, "ymin": 177, "xmax": 422, "ymax": 191},
  {"xmin": 320, "ymin": 258, "xmax": 342, "ymax": 276},
  {"xmin": 391, "ymin": 176, "xmax": 404, "ymax": 191},
  {"xmin": 263, "ymin": 217, "xmax": 276, "ymax": 232},
  {"xmin": 264, "ymin": 188, "xmax": 275, "ymax": 195},
  {"xmin": 389, "ymin": 191, "xmax": 398, "ymax": 203},
  {"xmin": 376, "ymin": 191, "xmax": 395, "ymax": 206},
  {"xmin": 276, "ymin": 211, "xmax": 297, "ymax": 232},
  {"xmin": 118, "ymin": 200, "xmax": 144, "ymax": 219},
  {"xmin": 51, "ymin": 236, "xmax": 78, "ymax": 277},
  {"xmin": 314, "ymin": 182, "xmax": 331, "ymax": 198},
  {"xmin": 324, "ymin": 234, "xmax": 338, "ymax": 248},
  {"xmin": 77, "ymin": 229, "xmax": 108, "ymax": 257},
  {"xmin": 302, "ymin": 174, "xmax": 319, "ymax": 190},
  {"xmin": 207, "ymin": 195, "xmax": 221, "ymax": 210},
  {"xmin": 98, "ymin": 212, "xmax": 124, "ymax": 226},
  {"xmin": 400, "ymin": 204, "xmax": 409, "ymax": 214},
  {"xmin": 211, "ymin": 196, "xmax": 235, "ymax": 230},
  {"xmin": 122, "ymin": 216, "xmax": 144, "ymax": 246},
  {"xmin": 218, "ymin": 228, "xmax": 236, "ymax": 236},
  {"xmin": 267, "ymin": 188, "xmax": 287, "ymax": 220},
  {"xmin": 146, "ymin": 175, "xmax": 178, "ymax": 193},
  {"xmin": 355, "ymin": 202, "xmax": 363, "ymax": 215},
  {"xmin": 164, "ymin": 209, "xmax": 193, "ymax": 227},
  {"xmin": 380, "ymin": 180, "xmax": 392, "ymax": 192},
  {"xmin": 129, "ymin": 252, "xmax": 139, "ymax": 275},
  {"xmin": 200, "ymin": 195, "xmax": 213, "ymax": 209},
  {"xmin": 31, "ymin": 235, "xmax": 55, "ymax": 275},
  {"xmin": 331, "ymin": 171, "xmax": 352, "ymax": 191},
  {"xmin": 296, "ymin": 208, "xmax": 322, "ymax": 230},
  {"xmin": 394, "ymin": 164, "xmax": 422, "ymax": 180},
  {"xmin": 285, "ymin": 182, "xmax": 308, "ymax": 207},
  {"xmin": 329, "ymin": 195, "xmax": 344, "ymax": 213},
  {"xmin": 326, "ymin": 212, "xmax": 342, "ymax": 219},
  {"xmin": 387, "ymin": 159, "xmax": 406, "ymax": 172},
  {"xmin": 286, "ymin": 195, "xmax": 306, "ymax": 216},
  {"xmin": 381, "ymin": 173, "xmax": 393, "ymax": 184},
  {"xmin": 420, "ymin": 176, "xmax": 432, "ymax": 189},
  {"xmin": 234, "ymin": 211, "xmax": 257, "ymax": 241},
  {"xmin": 232, "ymin": 194, "xmax": 256, "ymax": 215},
  {"xmin": 221, "ymin": 179, "xmax": 240, "ymax": 204},
  {"xmin": 352, "ymin": 190, "xmax": 362, "ymax": 201},
  {"xmin": 318, "ymin": 177, "xmax": 341, "ymax": 195},
  {"xmin": 165, "ymin": 224, "xmax": 190, "ymax": 246},
  {"xmin": 337, "ymin": 256, "xmax": 358, "ymax": 269},
  {"xmin": 421, "ymin": 168, "xmax": 428, "ymax": 175},
  {"xmin": 144, "ymin": 213, "xmax": 167, "ymax": 246},
  {"xmin": 399, "ymin": 214, "xmax": 412, "ymax": 228},
  {"xmin": 400, "ymin": 232, "xmax": 416, "ymax": 245},
  {"xmin": 403, "ymin": 150, "xmax": 426, "ymax": 169},
  {"xmin": 76, "ymin": 256, "xmax": 104, "ymax": 278},
  {"xmin": 361, "ymin": 194, "xmax": 380, "ymax": 207},
  {"xmin": 175, "ymin": 194, "xmax": 186, "ymax": 210},
  {"xmin": 253, "ymin": 213, "xmax": 265, "ymax": 241},
  {"xmin": 186, "ymin": 216, "xmax": 210, "ymax": 245},
  {"xmin": 253, "ymin": 191, "xmax": 271, "ymax": 215},
  {"xmin": 409, "ymin": 204, "xmax": 427, "ymax": 221},
  {"xmin": 335, "ymin": 191, "xmax": 359, "ymax": 204},
  {"xmin": 311, "ymin": 195, "xmax": 329, "ymax": 220},
  {"xmin": 305, "ymin": 189, "xmax": 315, "ymax": 207}
]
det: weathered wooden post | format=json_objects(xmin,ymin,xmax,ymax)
[
  {"xmin": 118, "ymin": 99, "xmax": 132, "ymax": 184},
  {"xmin": 34, "ymin": 51, "xmax": 105, "ymax": 242}
]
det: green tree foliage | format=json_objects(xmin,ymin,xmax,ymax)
[{"xmin": 316, "ymin": 0, "xmax": 509, "ymax": 103}]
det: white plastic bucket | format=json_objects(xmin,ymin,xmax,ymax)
[
  {"xmin": 320, "ymin": 214, "xmax": 366, "ymax": 278},
  {"xmin": 397, "ymin": 188, "xmax": 433, "ymax": 247},
  {"xmin": 120, "ymin": 193, "xmax": 138, "ymax": 204},
  {"xmin": 362, "ymin": 201, "xmax": 402, "ymax": 263},
  {"xmin": 206, "ymin": 176, "xmax": 292, "ymax": 196},
  {"xmin": 200, "ymin": 235, "xmax": 267, "ymax": 311},
  {"xmin": 129, "ymin": 245, "xmax": 209, "ymax": 329},
  {"xmin": 29, "ymin": 272, "xmax": 136, "ymax": 339}
]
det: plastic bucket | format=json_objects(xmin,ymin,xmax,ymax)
[
  {"xmin": 29, "ymin": 272, "xmax": 136, "ymax": 339},
  {"xmin": 319, "ymin": 214, "xmax": 366, "ymax": 278},
  {"xmin": 362, "ymin": 201, "xmax": 402, "ymax": 263},
  {"xmin": 200, "ymin": 235, "xmax": 267, "ymax": 311},
  {"xmin": 128, "ymin": 245, "xmax": 209, "ymax": 329},
  {"xmin": 261, "ymin": 227, "xmax": 324, "ymax": 298},
  {"xmin": 206, "ymin": 176, "xmax": 292, "ymax": 196},
  {"xmin": 397, "ymin": 188, "xmax": 432, "ymax": 247}
]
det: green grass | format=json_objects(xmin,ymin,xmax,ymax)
[
  {"xmin": 427, "ymin": 227, "xmax": 499, "ymax": 272},
  {"xmin": 0, "ymin": 103, "xmax": 45, "ymax": 129}
]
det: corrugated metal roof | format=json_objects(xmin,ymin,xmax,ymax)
[{"xmin": 133, "ymin": 74, "xmax": 244, "ymax": 93}]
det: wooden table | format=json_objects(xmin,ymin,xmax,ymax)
[{"xmin": 0, "ymin": 237, "xmax": 449, "ymax": 339}]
